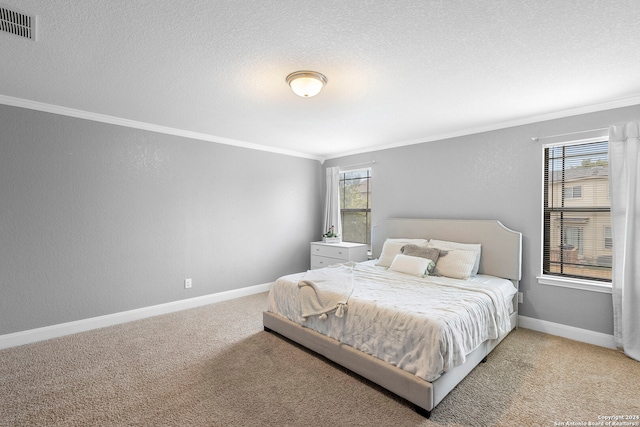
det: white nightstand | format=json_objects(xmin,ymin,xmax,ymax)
[{"xmin": 310, "ymin": 241, "xmax": 368, "ymax": 270}]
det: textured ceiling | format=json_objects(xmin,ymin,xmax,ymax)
[{"xmin": 1, "ymin": 0, "xmax": 640, "ymax": 161}]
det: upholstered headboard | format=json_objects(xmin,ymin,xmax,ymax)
[{"xmin": 372, "ymin": 218, "xmax": 522, "ymax": 281}]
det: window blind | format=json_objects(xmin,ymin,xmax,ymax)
[{"xmin": 543, "ymin": 140, "xmax": 612, "ymax": 282}]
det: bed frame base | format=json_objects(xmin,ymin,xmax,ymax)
[
  {"xmin": 263, "ymin": 311, "xmax": 514, "ymax": 417},
  {"xmin": 264, "ymin": 316, "xmax": 432, "ymax": 418}
]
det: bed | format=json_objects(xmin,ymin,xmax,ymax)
[{"xmin": 263, "ymin": 218, "xmax": 522, "ymax": 418}]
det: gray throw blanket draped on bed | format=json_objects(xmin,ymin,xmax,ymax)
[{"xmin": 298, "ymin": 263, "xmax": 355, "ymax": 320}]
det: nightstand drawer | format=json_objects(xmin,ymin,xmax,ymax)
[
  {"xmin": 311, "ymin": 244, "xmax": 349, "ymax": 259},
  {"xmin": 310, "ymin": 255, "xmax": 341, "ymax": 269}
]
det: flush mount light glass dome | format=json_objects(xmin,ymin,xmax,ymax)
[{"xmin": 286, "ymin": 71, "xmax": 328, "ymax": 97}]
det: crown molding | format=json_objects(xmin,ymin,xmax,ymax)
[
  {"xmin": 4, "ymin": 93, "xmax": 639, "ymax": 164},
  {"xmin": 0, "ymin": 95, "xmax": 323, "ymax": 162},
  {"xmin": 324, "ymin": 95, "xmax": 640, "ymax": 160}
]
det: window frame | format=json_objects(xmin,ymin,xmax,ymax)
[
  {"xmin": 537, "ymin": 135, "xmax": 612, "ymax": 294},
  {"xmin": 338, "ymin": 167, "xmax": 372, "ymax": 248}
]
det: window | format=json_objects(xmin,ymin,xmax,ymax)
[
  {"xmin": 563, "ymin": 185, "xmax": 582, "ymax": 199},
  {"xmin": 339, "ymin": 169, "xmax": 371, "ymax": 247},
  {"xmin": 564, "ymin": 226, "xmax": 584, "ymax": 255},
  {"xmin": 604, "ymin": 226, "xmax": 612, "ymax": 250},
  {"xmin": 542, "ymin": 140, "xmax": 612, "ymax": 283}
]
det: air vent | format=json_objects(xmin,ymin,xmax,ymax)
[{"xmin": 0, "ymin": 4, "xmax": 36, "ymax": 40}]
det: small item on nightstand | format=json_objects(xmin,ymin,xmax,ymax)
[{"xmin": 322, "ymin": 225, "xmax": 341, "ymax": 243}]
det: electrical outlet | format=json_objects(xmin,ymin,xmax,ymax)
[
  {"xmin": 184, "ymin": 278, "xmax": 192, "ymax": 289},
  {"xmin": 518, "ymin": 292, "xmax": 523, "ymax": 304}
]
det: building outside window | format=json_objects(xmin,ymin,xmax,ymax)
[
  {"xmin": 339, "ymin": 169, "xmax": 371, "ymax": 248},
  {"xmin": 542, "ymin": 139, "xmax": 612, "ymax": 283}
]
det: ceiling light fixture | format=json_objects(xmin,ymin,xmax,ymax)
[{"xmin": 286, "ymin": 71, "xmax": 328, "ymax": 98}]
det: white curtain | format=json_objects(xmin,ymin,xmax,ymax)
[
  {"xmin": 609, "ymin": 120, "xmax": 640, "ymax": 361},
  {"xmin": 323, "ymin": 166, "xmax": 342, "ymax": 238}
]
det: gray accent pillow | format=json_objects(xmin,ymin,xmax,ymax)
[{"xmin": 401, "ymin": 245, "xmax": 443, "ymax": 275}]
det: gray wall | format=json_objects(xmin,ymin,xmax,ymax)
[
  {"xmin": 0, "ymin": 105, "xmax": 322, "ymax": 335},
  {"xmin": 324, "ymin": 104, "xmax": 640, "ymax": 335}
]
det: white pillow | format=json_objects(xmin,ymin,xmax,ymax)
[
  {"xmin": 389, "ymin": 254, "xmax": 433, "ymax": 277},
  {"xmin": 434, "ymin": 249, "xmax": 477, "ymax": 280},
  {"xmin": 428, "ymin": 239, "xmax": 481, "ymax": 276},
  {"xmin": 376, "ymin": 238, "xmax": 429, "ymax": 268}
]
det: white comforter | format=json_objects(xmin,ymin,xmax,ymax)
[{"xmin": 267, "ymin": 261, "xmax": 513, "ymax": 382}]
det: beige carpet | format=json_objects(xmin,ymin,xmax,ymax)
[{"xmin": 1, "ymin": 292, "xmax": 639, "ymax": 426}]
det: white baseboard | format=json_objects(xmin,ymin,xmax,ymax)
[
  {"xmin": 2, "ymin": 291, "xmax": 617, "ymax": 352},
  {"xmin": 518, "ymin": 315, "xmax": 616, "ymax": 349},
  {"xmin": 0, "ymin": 282, "xmax": 273, "ymax": 350}
]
